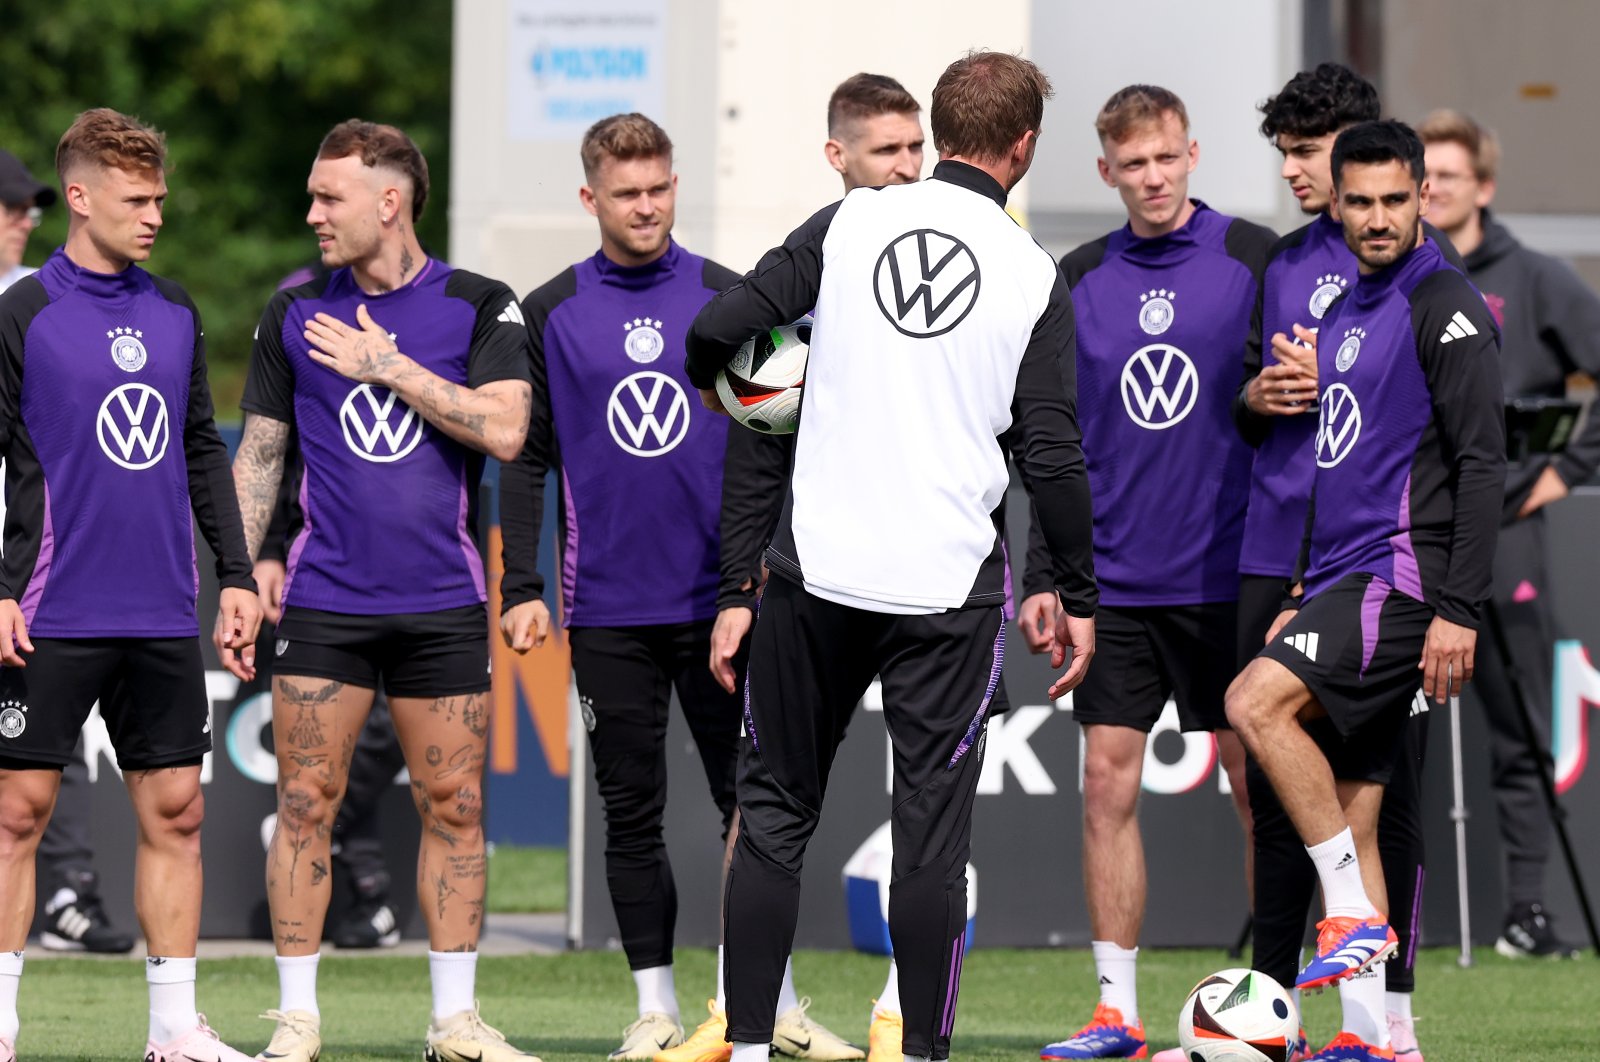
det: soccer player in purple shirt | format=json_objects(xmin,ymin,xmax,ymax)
[
  {"xmin": 500, "ymin": 113, "xmax": 856, "ymax": 1062},
  {"xmin": 0, "ymin": 108, "xmax": 261, "ymax": 1062},
  {"xmin": 232, "ymin": 121, "xmax": 536, "ymax": 1062},
  {"xmin": 1227, "ymin": 121, "xmax": 1504, "ymax": 1062},
  {"xmin": 1025, "ymin": 86, "xmax": 1275, "ymax": 1062}
]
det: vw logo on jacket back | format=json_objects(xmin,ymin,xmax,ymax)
[
  {"xmin": 96, "ymin": 383, "xmax": 170, "ymax": 470},
  {"xmin": 873, "ymin": 229, "xmax": 981, "ymax": 338},
  {"xmin": 340, "ymin": 384, "xmax": 425, "ymax": 463}
]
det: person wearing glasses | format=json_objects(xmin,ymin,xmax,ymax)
[{"xmin": 0, "ymin": 151, "xmax": 53, "ymax": 293}]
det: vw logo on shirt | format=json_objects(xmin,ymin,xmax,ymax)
[
  {"xmin": 873, "ymin": 229, "xmax": 981, "ymax": 338},
  {"xmin": 607, "ymin": 371, "xmax": 691, "ymax": 457},
  {"xmin": 96, "ymin": 383, "xmax": 170, "ymax": 470},
  {"xmin": 1120, "ymin": 344, "xmax": 1199, "ymax": 430},
  {"xmin": 339, "ymin": 383, "xmax": 425, "ymax": 463},
  {"xmin": 1316, "ymin": 383, "xmax": 1363, "ymax": 467}
]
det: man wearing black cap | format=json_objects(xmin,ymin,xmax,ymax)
[
  {"xmin": 0, "ymin": 146, "xmax": 134, "ymax": 955},
  {"xmin": 0, "ymin": 151, "xmax": 56, "ymax": 292}
]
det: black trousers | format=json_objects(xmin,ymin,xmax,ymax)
[
  {"xmin": 570, "ymin": 620, "xmax": 741, "ymax": 971},
  {"xmin": 1473, "ymin": 513, "xmax": 1557, "ymax": 910},
  {"xmin": 1240, "ymin": 576, "xmax": 1429, "ymax": 993},
  {"xmin": 725, "ymin": 577, "xmax": 1001, "ymax": 1060}
]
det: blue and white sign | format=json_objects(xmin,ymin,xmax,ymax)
[{"xmin": 506, "ymin": 0, "xmax": 666, "ymax": 142}]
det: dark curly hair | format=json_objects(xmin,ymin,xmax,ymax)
[{"xmin": 1258, "ymin": 63, "xmax": 1380, "ymax": 140}]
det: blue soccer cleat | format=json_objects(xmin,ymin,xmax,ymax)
[
  {"xmin": 1296, "ymin": 916, "xmax": 1398, "ymax": 992},
  {"xmin": 1041, "ymin": 1004, "xmax": 1147, "ymax": 1059}
]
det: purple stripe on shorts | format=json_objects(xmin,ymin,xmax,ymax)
[
  {"xmin": 1407, "ymin": 865, "xmax": 1425, "ymax": 969},
  {"xmin": 18, "ymin": 481, "xmax": 53, "ymax": 626},
  {"xmin": 282, "ymin": 474, "xmax": 313, "ymax": 602},
  {"xmin": 941, "ymin": 929, "xmax": 966, "ymax": 1037},
  {"xmin": 949, "ymin": 623, "xmax": 1005, "ymax": 769},
  {"xmin": 457, "ymin": 477, "xmax": 486, "ymax": 600},
  {"xmin": 1359, "ymin": 577, "xmax": 1392, "ymax": 679},
  {"xmin": 1391, "ymin": 475, "xmax": 1423, "ymax": 599},
  {"xmin": 561, "ymin": 467, "xmax": 579, "ymax": 626},
  {"xmin": 742, "ymin": 659, "xmax": 759, "ymax": 752}
]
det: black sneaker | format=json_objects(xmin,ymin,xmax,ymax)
[
  {"xmin": 332, "ymin": 895, "xmax": 401, "ymax": 949},
  {"xmin": 39, "ymin": 888, "xmax": 135, "ymax": 953},
  {"xmin": 1495, "ymin": 903, "xmax": 1582, "ymax": 959}
]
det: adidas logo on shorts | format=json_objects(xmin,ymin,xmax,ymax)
[{"xmin": 1283, "ymin": 631, "xmax": 1319, "ymax": 662}]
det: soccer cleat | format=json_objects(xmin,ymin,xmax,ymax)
[
  {"xmin": 1040, "ymin": 1003, "xmax": 1147, "ymax": 1059},
  {"xmin": 610, "ymin": 1012, "xmax": 684, "ymax": 1061},
  {"xmin": 256, "ymin": 1008, "xmax": 321, "ymax": 1062},
  {"xmin": 39, "ymin": 886, "xmax": 135, "ymax": 953},
  {"xmin": 1386, "ymin": 1013, "xmax": 1422, "ymax": 1061},
  {"xmin": 654, "ymin": 1000, "xmax": 730, "ymax": 1062},
  {"xmin": 331, "ymin": 896, "xmax": 401, "ymax": 949},
  {"xmin": 0, "ymin": 1035, "xmax": 12, "ymax": 1062},
  {"xmin": 1495, "ymin": 903, "xmax": 1581, "ymax": 959},
  {"xmin": 1291, "ymin": 1027, "xmax": 1312, "ymax": 1061},
  {"xmin": 1296, "ymin": 916, "xmax": 1397, "ymax": 992},
  {"xmin": 147, "ymin": 1015, "xmax": 257, "ymax": 1062},
  {"xmin": 425, "ymin": 1002, "xmax": 540, "ymax": 1062},
  {"xmin": 774, "ymin": 997, "xmax": 863, "ymax": 1060},
  {"xmin": 1301, "ymin": 1031, "xmax": 1394, "ymax": 1061},
  {"xmin": 866, "ymin": 1003, "xmax": 902, "ymax": 1062},
  {"xmin": 1147, "ymin": 1050, "xmax": 1184, "ymax": 1062}
]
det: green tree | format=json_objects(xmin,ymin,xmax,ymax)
[{"xmin": 0, "ymin": 0, "xmax": 453, "ymax": 417}]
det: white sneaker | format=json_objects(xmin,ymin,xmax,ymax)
[
  {"xmin": 147, "ymin": 1016, "xmax": 255, "ymax": 1062},
  {"xmin": 773, "ymin": 998, "xmax": 864, "ymax": 1061},
  {"xmin": 425, "ymin": 1003, "xmax": 541, "ymax": 1062},
  {"xmin": 611, "ymin": 1012, "xmax": 685, "ymax": 1060},
  {"xmin": 256, "ymin": 1009, "xmax": 321, "ymax": 1062}
]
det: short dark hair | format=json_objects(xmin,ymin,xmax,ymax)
[
  {"xmin": 1095, "ymin": 84, "xmax": 1188, "ymax": 144},
  {"xmin": 318, "ymin": 119, "xmax": 430, "ymax": 222},
  {"xmin": 57, "ymin": 108, "xmax": 167, "ymax": 184},
  {"xmin": 1258, "ymin": 63, "xmax": 1380, "ymax": 141},
  {"xmin": 827, "ymin": 74, "xmax": 920, "ymax": 138},
  {"xmin": 580, "ymin": 113, "xmax": 673, "ymax": 183},
  {"xmin": 931, "ymin": 50, "xmax": 1052, "ymax": 162},
  {"xmin": 1417, "ymin": 108, "xmax": 1500, "ymax": 183},
  {"xmin": 1331, "ymin": 119, "xmax": 1426, "ymax": 188}
]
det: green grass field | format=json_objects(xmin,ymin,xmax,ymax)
[
  {"xmin": 13, "ymin": 946, "xmax": 1595, "ymax": 1060},
  {"xmin": 487, "ymin": 844, "xmax": 567, "ymax": 913}
]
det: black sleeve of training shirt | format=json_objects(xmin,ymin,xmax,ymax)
[
  {"xmin": 0, "ymin": 279, "xmax": 45, "ymax": 601},
  {"xmin": 1411, "ymin": 270, "xmax": 1506, "ymax": 628},
  {"xmin": 499, "ymin": 268, "xmax": 575, "ymax": 610},
  {"xmin": 685, "ymin": 200, "xmax": 842, "ymax": 388},
  {"xmin": 157, "ymin": 279, "xmax": 256, "ymax": 594},
  {"xmin": 1013, "ymin": 266, "xmax": 1096, "ymax": 617},
  {"xmin": 718, "ymin": 429, "xmax": 792, "ymax": 611},
  {"xmin": 448, "ymin": 271, "xmax": 536, "ymax": 388},
  {"xmin": 1229, "ymin": 223, "xmax": 1287, "ymax": 446},
  {"xmin": 1528, "ymin": 252, "xmax": 1600, "ymax": 486}
]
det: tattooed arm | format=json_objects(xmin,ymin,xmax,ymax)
[
  {"xmin": 234, "ymin": 414, "xmax": 290, "ymax": 562},
  {"xmin": 303, "ymin": 303, "xmax": 532, "ymax": 462}
]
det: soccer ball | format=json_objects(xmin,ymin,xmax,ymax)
[
  {"xmin": 1177, "ymin": 968, "xmax": 1298, "ymax": 1061},
  {"xmin": 715, "ymin": 318, "xmax": 810, "ymax": 434}
]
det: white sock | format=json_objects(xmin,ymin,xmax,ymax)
[
  {"xmin": 429, "ymin": 950, "xmax": 478, "ymax": 1022},
  {"xmin": 903, "ymin": 1056, "xmax": 931, "ymax": 1062},
  {"xmin": 146, "ymin": 956, "xmax": 199, "ymax": 1045},
  {"xmin": 715, "ymin": 946, "xmax": 727, "ymax": 1013},
  {"xmin": 732, "ymin": 1042, "xmax": 769, "ymax": 1062},
  {"xmin": 1307, "ymin": 829, "xmax": 1377, "ymax": 919},
  {"xmin": 1386, "ymin": 990, "xmax": 1413, "ymax": 1022},
  {"xmin": 0, "ymin": 950, "xmax": 21, "ymax": 1041},
  {"xmin": 776, "ymin": 956, "xmax": 799, "ymax": 1015},
  {"xmin": 1339, "ymin": 966, "xmax": 1387, "ymax": 1046},
  {"xmin": 275, "ymin": 952, "xmax": 321, "ymax": 1016},
  {"xmin": 874, "ymin": 959, "xmax": 901, "ymax": 1018},
  {"xmin": 634, "ymin": 964, "xmax": 679, "ymax": 1020},
  {"xmin": 1091, "ymin": 941, "xmax": 1138, "ymax": 1022}
]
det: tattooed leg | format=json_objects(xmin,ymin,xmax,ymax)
[
  {"xmin": 392, "ymin": 692, "xmax": 490, "ymax": 952},
  {"xmin": 266, "ymin": 676, "xmax": 375, "ymax": 955}
]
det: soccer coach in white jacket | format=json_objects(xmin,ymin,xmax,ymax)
[{"xmin": 684, "ymin": 51, "xmax": 1098, "ymax": 1062}]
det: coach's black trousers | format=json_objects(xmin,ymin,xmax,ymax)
[{"xmin": 725, "ymin": 576, "xmax": 1000, "ymax": 1060}]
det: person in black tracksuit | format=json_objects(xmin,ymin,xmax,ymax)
[
  {"xmin": 1420, "ymin": 109, "xmax": 1597, "ymax": 958},
  {"xmin": 687, "ymin": 53, "xmax": 1096, "ymax": 1062}
]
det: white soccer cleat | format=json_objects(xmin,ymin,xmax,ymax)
[
  {"xmin": 773, "ymin": 997, "xmax": 865, "ymax": 1061},
  {"xmin": 256, "ymin": 1008, "xmax": 321, "ymax": 1062},
  {"xmin": 425, "ymin": 1003, "xmax": 541, "ymax": 1062},
  {"xmin": 610, "ymin": 1012, "xmax": 685, "ymax": 1060},
  {"xmin": 147, "ymin": 1015, "xmax": 256, "ymax": 1062}
]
